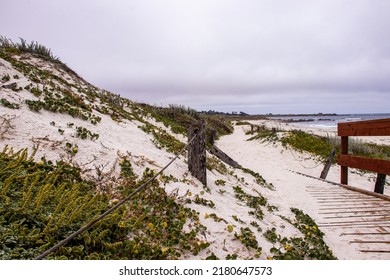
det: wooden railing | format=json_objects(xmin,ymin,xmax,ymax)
[{"xmin": 337, "ymin": 118, "xmax": 390, "ymax": 193}]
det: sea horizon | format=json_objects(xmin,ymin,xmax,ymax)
[{"xmin": 268, "ymin": 113, "xmax": 390, "ymax": 129}]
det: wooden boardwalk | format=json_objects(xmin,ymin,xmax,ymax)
[{"xmin": 306, "ymin": 184, "xmax": 390, "ymax": 259}]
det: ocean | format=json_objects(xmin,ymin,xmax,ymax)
[{"xmin": 269, "ymin": 113, "xmax": 390, "ymax": 129}]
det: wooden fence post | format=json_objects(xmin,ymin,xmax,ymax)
[
  {"xmin": 320, "ymin": 148, "xmax": 336, "ymax": 179},
  {"xmin": 374, "ymin": 173, "xmax": 386, "ymax": 194},
  {"xmin": 340, "ymin": 136, "xmax": 349, "ymax": 185},
  {"xmin": 188, "ymin": 120, "xmax": 207, "ymax": 186}
]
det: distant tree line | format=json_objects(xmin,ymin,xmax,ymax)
[{"xmin": 200, "ymin": 110, "xmax": 249, "ymax": 116}]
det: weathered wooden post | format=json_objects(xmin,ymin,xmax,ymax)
[
  {"xmin": 320, "ymin": 148, "xmax": 336, "ymax": 179},
  {"xmin": 374, "ymin": 173, "xmax": 386, "ymax": 194},
  {"xmin": 188, "ymin": 120, "xmax": 207, "ymax": 186},
  {"xmin": 207, "ymin": 129, "xmax": 217, "ymax": 147}
]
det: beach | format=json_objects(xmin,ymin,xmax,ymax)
[
  {"xmin": 1, "ymin": 52, "xmax": 389, "ymax": 260},
  {"xmin": 1, "ymin": 101, "xmax": 389, "ymax": 259}
]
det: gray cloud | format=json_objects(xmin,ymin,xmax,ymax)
[{"xmin": 1, "ymin": 0, "xmax": 389, "ymax": 114}]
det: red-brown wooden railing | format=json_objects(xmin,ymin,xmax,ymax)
[{"xmin": 337, "ymin": 118, "xmax": 390, "ymax": 193}]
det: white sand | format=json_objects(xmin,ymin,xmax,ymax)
[{"xmin": 1, "ymin": 55, "xmax": 389, "ymax": 260}]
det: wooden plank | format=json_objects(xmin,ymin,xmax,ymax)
[
  {"xmin": 338, "ymin": 118, "xmax": 390, "ymax": 136},
  {"xmin": 351, "ymin": 240, "xmax": 390, "ymax": 244},
  {"xmin": 316, "ymin": 197, "xmax": 380, "ymax": 200},
  {"xmin": 338, "ymin": 155, "xmax": 390, "ymax": 175},
  {"xmin": 323, "ymin": 213, "xmax": 390, "ymax": 219},
  {"xmin": 320, "ymin": 209, "xmax": 390, "ymax": 215},
  {"xmin": 360, "ymin": 250, "xmax": 390, "ymax": 253},
  {"xmin": 341, "ymin": 233, "xmax": 390, "ymax": 236},
  {"xmin": 320, "ymin": 205, "xmax": 390, "ymax": 211},
  {"xmin": 319, "ymin": 223, "xmax": 390, "ymax": 228}
]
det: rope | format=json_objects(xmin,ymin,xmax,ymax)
[
  {"xmin": 35, "ymin": 134, "xmax": 197, "ymax": 260},
  {"xmin": 288, "ymin": 169, "xmax": 339, "ymax": 186},
  {"xmin": 288, "ymin": 148, "xmax": 324, "ymax": 169}
]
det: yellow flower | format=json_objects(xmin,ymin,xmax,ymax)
[
  {"xmin": 305, "ymin": 225, "xmax": 309, "ymax": 229},
  {"xmin": 37, "ymin": 161, "xmax": 43, "ymax": 165},
  {"xmin": 204, "ymin": 213, "xmax": 209, "ymax": 219},
  {"xmin": 111, "ymin": 198, "xmax": 119, "ymax": 204},
  {"xmin": 161, "ymin": 247, "xmax": 169, "ymax": 254},
  {"xmin": 147, "ymin": 222, "xmax": 154, "ymax": 230},
  {"xmin": 312, "ymin": 226, "xmax": 317, "ymax": 230},
  {"xmin": 284, "ymin": 245, "xmax": 292, "ymax": 251},
  {"xmin": 188, "ymin": 191, "xmax": 192, "ymax": 196},
  {"xmin": 227, "ymin": 225, "xmax": 234, "ymax": 233},
  {"xmin": 267, "ymin": 256, "xmax": 273, "ymax": 260},
  {"xmin": 118, "ymin": 221, "xmax": 126, "ymax": 228},
  {"xmin": 307, "ymin": 232, "xmax": 311, "ymax": 236},
  {"xmin": 162, "ymin": 221, "xmax": 168, "ymax": 228}
]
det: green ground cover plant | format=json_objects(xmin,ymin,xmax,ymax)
[
  {"xmin": 0, "ymin": 147, "xmax": 210, "ymax": 259},
  {"xmin": 234, "ymin": 227, "xmax": 262, "ymax": 256},
  {"xmin": 264, "ymin": 208, "xmax": 336, "ymax": 260},
  {"xmin": 139, "ymin": 122, "xmax": 185, "ymax": 154},
  {"xmin": 281, "ymin": 130, "xmax": 334, "ymax": 160},
  {"xmin": 0, "ymin": 98, "xmax": 20, "ymax": 109},
  {"xmin": 233, "ymin": 186, "xmax": 269, "ymax": 221}
]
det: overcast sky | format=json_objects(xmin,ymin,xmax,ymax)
[{"xmin": 1, "ymin": 0, "xmax": 389, "ymax": 114}]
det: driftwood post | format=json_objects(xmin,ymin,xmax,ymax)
[
  {"xmin": 374, "ymin": 173, "xmax": 386, "ymax": 194},
  {"xmin": 209, "ymin": 145, "xmax": 241, "ymax": 168},
  {"xmin": 320, "ymin": 148, "xmax": 336, "ymax": 179},
  {"xmin": 188, "ymin": 120, "xmax": 207, "ymax": 186}
]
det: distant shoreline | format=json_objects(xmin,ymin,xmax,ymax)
[{"xmin": 204, "ymin": 112, "xmax": 390, "ymax": 120}]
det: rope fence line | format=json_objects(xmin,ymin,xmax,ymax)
[
  {"xmin": 288, "ymin": 148, "xmax": 324, "ymax": 169},
  {"xmin": 35, "ymin": 134, "xmax": 198, "ymax": 260}
]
